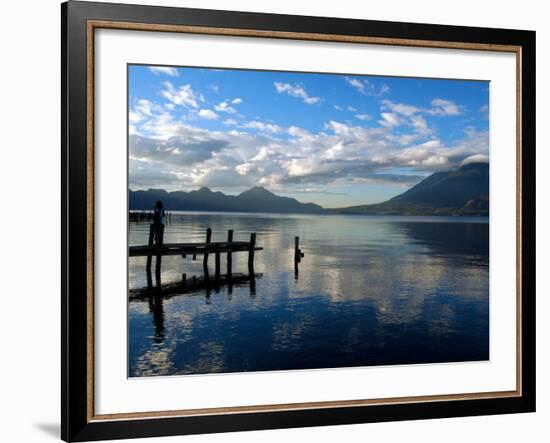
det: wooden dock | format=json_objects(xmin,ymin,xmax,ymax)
[
  {"xmin": 129, "ymin": 226, "xmax": 263, "ymax": 292},
  {"xmin": 129, "ymin": 241, "xmax": 263, "ymax": 257}
]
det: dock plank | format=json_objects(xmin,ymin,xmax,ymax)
[{"xmin": 129, "ymin": 241, "xmax": 263, "ymax": 257}]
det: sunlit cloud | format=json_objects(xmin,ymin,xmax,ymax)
[
  {"xmin": 345, "ymin": 76, "xmax": 390, "ymax": 96},
  {"xmin": 242, "ymin": 120, "xmax": 282, "ymax": 134},
  {"xmin": 274, "ymin": 82, "xmax": 322, "ymax": 105},
  {"xmin": 198, "ymin": 109, "xmax": 219, "ymax": 120},
  {"xmin": 160, "ymin": 81, "xmax": 203, "ymax": 108},
  {"xmin": 215, "ymin": 101, "xmax": 237, "ymax": 113},
  {"xmin": 355, "ymin": 114, "xmax": 372, "ymax": 121},
  {"xmin": 149, "ymin": 66, "xmax": 179, "ymax": 77},
  {"xmin": 427, "ymin": 98, "xmax": 463, "ymax": 116}
]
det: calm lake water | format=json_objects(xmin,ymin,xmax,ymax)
[{"xmin": 128, "ymin": 212, "xmax": 489, "ymax": 377}]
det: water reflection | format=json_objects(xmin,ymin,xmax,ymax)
[
  {"xmin": 148, "ymin": 295, "xmax": 165, "ymax": 344},
  {"xmin": 129, "ymin": 213, "xmax": 489, "ymax": 377}
]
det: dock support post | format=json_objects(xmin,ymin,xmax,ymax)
[
  {"xmin": 155, "ymin": 225, "xmax": 164, "ymax": 287},
  {"xmin": 203, "ymin": 227, "xmax": 212, "ymax": 281},
  {"xmin": 294, "ymin": 236, "xmax": 302, "ymax": 264},
  {"xmin": 182, "ymin": 273, "xmax": 186, "ymax": 289},
  {"xmin": 227, "ymin": 230, "xmax": 233, "ymax": 279},
  {"xmin": 146, "ymin": 224, "xmax": 154, "ymax": 288},
  {"xmin": 215, "ymin": 245, "xmax": 221, "ymax": 282},
  {"xmin": 248, "ymin": 232, "xmax": 256, "ymax": 276},
  {"xmin": 294, "ymin": 236, "xmax": 304, "ymax": 279}
]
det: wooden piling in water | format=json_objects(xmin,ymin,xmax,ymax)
[
  {"xmin": 227, "ymin": 230, "xmax": 233, "ymax": 278},
  {"xmin": 215, "ymin": 245, "xmax": 221, "ymax": 282},
  {"xmin": 248, "ymin": 232, "xmax": 256, "ymax": 275},
  {"xmin": 134, "ymin": 226, "xmax": 263, "ymax": 292},
  {"xmin": 146, "ymin": 224, "xmax": 154, "ymax": 287},
  {"xmin": 203, "ymin": 228, "xmax": 212, "ymax": 281},
  {"xmin": 294, "ymin": 236, "xmax": 304, "ymax": 264},
  {"xmin": 155, "ymin": 225, "xmax": 164, "ymax": 287},
  {"xmin": 294, "ymin": 236, "xmax": 305, "ymax": 279}
]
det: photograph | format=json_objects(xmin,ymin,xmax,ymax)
[{"xmin": 127, "ymin": 64, "xmax": 490, "ymax": 377}]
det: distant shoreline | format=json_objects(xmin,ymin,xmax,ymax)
[{"xmin": 129, "ymin": 209, "xmax": 489, "ymax": 221}]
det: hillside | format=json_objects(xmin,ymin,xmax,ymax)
[
  {"xmin": 130, "ymin": 163, "xmax": 489, "ymax": 216},
  {"xmin": 331, "ymin": 163, "xmax": 489, "ymax": 216},
  {"xmin": 129, "ymin": 186, "xmax": 326, "ymax": 214}
]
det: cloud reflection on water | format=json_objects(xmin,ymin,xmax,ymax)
[{"xmin": 129, "ymin": 213, "xmax": 489, "ymax": 376}]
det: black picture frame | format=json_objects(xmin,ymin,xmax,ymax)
[{"xmin": 62, "ymin": 1, "xmax": 536, "ymax": 441}]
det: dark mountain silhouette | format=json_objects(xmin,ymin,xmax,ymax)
[
  {"xmin": 129, "ymin": 185, "xmax": 325, "ymax": 214},
  {"xmin": 331, "ymin": 162, "xmax": 489, "ymax": 216},
  {"xmin": 130, "ymin": 163, "xmax": 489, "ymax": 216}
]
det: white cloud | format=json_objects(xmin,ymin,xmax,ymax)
[
  {"xmin": 380, "ymin": 84, "xmax": 391, "ymax": 95},
  {"xmin": 243, "ymin": 120, "xmax": 282, "ymax": 133},
  {"xmin": 129, "ymin": 99, "xmax": 163, "ymax": 125},
  {"xmin": 461, "ymin": 154, "xmax": 489, "ymax": 165},
  {"xmin": 347, "ymin": 106, "xmax": 357, "ymax": 112},
  {"xmin": 379, "ymin": 113, "xmax": 401, "ymax": 128},
  {"xmin": 274, "ymin": 82, "xmax": 322, "ymax": 104},
  {"xmin": 129, "ymin": 91, "xmax": 486, "ymax": 193},
  {"xmin": 135, "ymin": 99, "xmax": 157, "ymax": 117},
  {"xmin": 355, "ymin": 114, "xmax": 372, "ymax": 121},
  {"xmin": 149, "ymin": 66, "xmax": 179, "ymax": 77},
  {"xmin": 427, "ymin": 98, "xmax": 462, "ymax": 116},
  {"xmin": 198, "ymin": 109, "xmax": 219, "ymax": 120},
  {"xmin": 214, "ymin": 101, "xmax": 237, "ymax": 113},
  {"xmin": 287, "ymin": 126, "xmax": 314, "ymax": 140},
  {"xmin": 160, "ymin": 81, "xmax": 202, "ymax": 108},
  {"xmin": 382, "ymin": 100, "xmax": 420, "ymax": 116},
  {"xmin": 379, "ymin": 100, "xmax": 436, "ymax": 136},
  {"xmin": 131, "ymin": 116, "xmax": 488, "ymax": 191},
  {"xmin": 129, "ymin": 112, "xmax": 142, "ymax": 124},
  {"xmin": 345, "ymin": 77, "xmax": 390, "ymax": 96},
  {"xmin": 345, "ymin": 77, "xmax": 364, "ymax": 93},
  {"xmin": 231, "ymin": 98, "xmax": 243, "ymax": 104},
  {"xmin": 410, "ymin": 115, "xmax": 430, "ymax": 135}
]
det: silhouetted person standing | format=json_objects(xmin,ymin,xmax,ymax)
[{"xmin": 153, "ymin": 200, "xmax": 165, "ymax": 244}]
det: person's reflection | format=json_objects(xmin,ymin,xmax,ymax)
[{"xmin": 148, "ymin": 295, "xmax": 165, "ymax": 344}]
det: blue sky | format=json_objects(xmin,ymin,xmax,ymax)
[{"xmin": 128, "ymin": 64, "xmax": 489, "ymax": 208}]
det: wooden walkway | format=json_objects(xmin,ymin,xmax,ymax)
[
  {"xmin": 129, "ymin": 224, "xmax": 306, "ymax": 296},
  {"xmin": 129, "ymin": 241, "xmax": 263, "ymax": 257},
  {"xmin": 129, "ymin": 226, "xmax": 263, "ymax": 292}
]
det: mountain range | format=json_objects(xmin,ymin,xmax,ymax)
[
  {"xmin": 129, "ymin": 185, "xmax": 325, "ymax": 214},
  {"xmin": 331, "ymin": 162, "xmax": 489, "ymax": 216},
  {"xmin": 129, "ymin": 162, "xmax": 489, "ymax": 216}
]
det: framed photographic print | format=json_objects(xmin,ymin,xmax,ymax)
[{"xmin": 61, "ymin": 1, "xmax": 536, "ymax": 441}]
